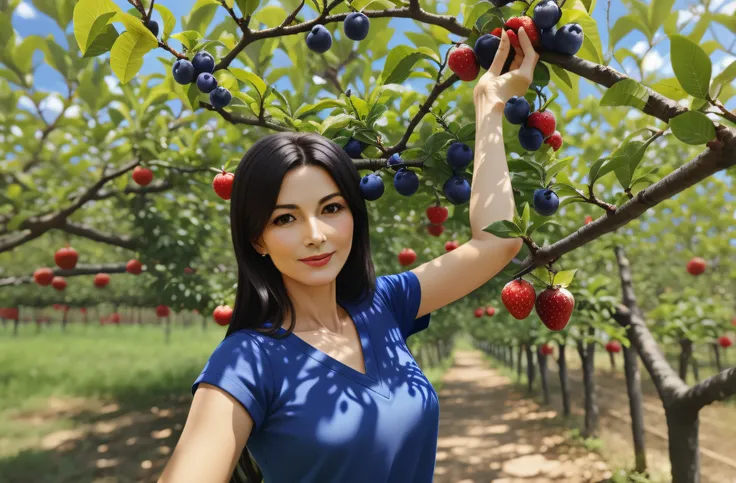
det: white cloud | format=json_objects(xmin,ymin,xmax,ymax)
[
  {"xmin": 40, "ymin": 95, "xmax": 64, "ymax": 115},
  {"xmin": 721, "ymin": 1, "xmax": 736, "ymax": 15},
  {"xmin": 713, "ymin": 55, "xmax": 736, "ymax": 77},
  {"xmin": 10, "ymin": 125, "xmax": 23, "ymax": 137},
  {"xmin": 17, "ymin": 95, "xmax": 35, "ymax": 110},
  {"xmin": 15, "ymin": 2, "xmax": 36, "ymax": 19},
  {"xmin": 104, "ymin": 75, "xmax": 122, "ymax": 94},
  {"xmin": 678, "ymin": 4, "xmax": 705, "ymax": 26},
  {"xmin": 64, "ymin": 105, "xmax": 80, "ymax": 118},
  {"xmin": 642, "ymin": 50, "xmax": 664, "ymax": 73},
  {"xmin": 631, "ymin": 41, "xmax": 648, "ymax": 57},
  {"xmin": 312, "ymin": 75, "xmax": 327, "ymax": 85}
]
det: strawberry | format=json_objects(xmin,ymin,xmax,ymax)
[
  {"xmin": 501, "ymin": 279, "xmax": 536, "ymax": 319},
  {"xmin": 526, "ymin": 110, "xmax": 556, "ymax": 138},
  {"xmin": 447, "ymin": 44, "xmax": 480, "ymax": 81},
  {"xmin": 213, "ymin": 170, "xmax": 235, "ymax": 200},
  {"xmin": 504, "ymin": 16, "xmax": 541, "ymax": 49},
  {"xmin": 426, "ymin": 205, "xmax": 449, "ymax": 224},
  {"xmin": 544, "ymin": 130, "xmax": 563, "ymax": 151},
  {"xmin": 490, "ymin": 28, "xmax": 520, "ymax": 49},
  {"xmin": 535, "ymin": 286, "xmax": 574, "ymax": 331}
]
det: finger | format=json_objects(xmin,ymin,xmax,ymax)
[
  {"xmin": 489, "ymin": 30, "xmax": 511, "ymax": 76},
  {"xmin": 517, "ymin": 27, "xmax": 539, "ymax": 75},
  {"xmin": 510, "ymin": 43, "xmax": 524, "ymax": 71}
]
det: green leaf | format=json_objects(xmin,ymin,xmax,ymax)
[
  {"xmin": 647, "ymin": 0, "xmax": 675, "ymax": 32},
  {"xmin": 225, "ymin": 0, "xmax": 235, "ymax": 7},
  {"xmin": 83, "ymin": 23, "xmax": 120, "ymax": 58},
  {"xmin": 252, "ymin": 5, "xmax": 288, "ymax": 28},
  {"xmin": 532, "ymin": 266, "xmax": 554, "ymax": 286},
  {"xmin": 559, "ymin": 9, "xmax": 602, "ymax": 63},
  {"xmin": 235, "ymin": 0, "xmax": 261, "ymax": 16},
  {"xmin": 527, "ymin": 219, "xmax": 561, "ymax": 236},
  {"xmin": 379, "ymin": 45, "xmax": 438, "ymax": 85},
  {"xmin": 520, "ymin": 202, "xmax": 530, "ymax": 232},
  {"xmin": 153, "ymin": 4, "xmax": 176, "ymax": 41},
  {"xmin": 711, "ymin": 13, "xmax": 736, "ymax": 33},
  {"xmin": 43, "ymin": 38, "xmax": 71, "ymax": 78},
  {"xmin": 72, "ymin": 0, "xmax": 121, "ymax": 55},
  {"xmin": 293, "ymin": 98, "xmax": 345, "ymax": 119},
  {"xmin": 549, "ymin": 63, "xmax": 572, "ymax": 88},
  {"xmin": 714, "ymin": 61, "xmax": 736, "ymax": 89},
  {"xmin": 546, "ymin": 156, "xmax": 574, "ymax": 180},
  {"xmin": 425, "ymin": 131, "xmax": 455, "ymax": 155},
  {"xmin": 463, "ymin": 1, "xmax": 495, "ymax": 29},
  {"xmin": 608, "ymin": 140, "xmax": 649, "ymax": 188},
  {"xmin": 14, "ymin": 36, "xmax": 45, "ymax": 74},
  {"xmin": 600, "ymin": 79, "xmax": 649, "ymax": 110},
  {"xmin": 650, "ymin": 77, "xmax": 688, "ymax": 101},
  {"xmin": 532, "ymin": 62, "xmax": 550, "ymax": 88},
  {"xmin": 588, "ymin": 157, "xmax": 610, "ymax": 183},
  {"xmin": 214, "ymin": 70, "xmax": 239, "ymax": 91},
  {"xmin": 170, "ymin": 31, "xmax": 202, "ymax": 50},
  {"xmin": 669, "ymin": 34, "xmax": 712, "ymax": 99},
  {"xmin": 230, "ymin": 68, "xmax": 268, "ymax": 98},
  {"xmin": 669, "ymin": 111, "xmax": 716, "ymax": 145},
  {"xmin": 482, "ymin": 220, "xmax": 523, "ymax": 239},
  {"xmin": 109, "ymin": 25, "xmax": 158, "ymax": 84},
  {"xmin": 609, "ymin": 14, "xmax": 649, "ymax": 47},
  {"xmin": 553, "ymin": 269, "xmax": 577, "ymax": 288}
]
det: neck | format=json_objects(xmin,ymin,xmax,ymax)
[{"xmin": 280, "ymin": 275, "xmax": 344, "ymax": 334}]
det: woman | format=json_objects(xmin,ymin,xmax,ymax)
[{"xmin": 159, "ymin": 28, "xmax": 537, "ymax": 483}]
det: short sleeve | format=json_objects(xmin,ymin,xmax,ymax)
[
  {"xmin": 191, "ymin": 331, "xmax": 272, "ymax": 433},
  {"xmin": 376, "ymin": 270, "xmax": 431, "ymax": 340}
]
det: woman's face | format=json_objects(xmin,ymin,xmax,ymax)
[{"xmin": 254, "ymin": 165, "xmax": 354, "ymax": 286}]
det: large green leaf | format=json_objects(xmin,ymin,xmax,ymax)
[
  {"xmin": 32, "ymin": 0, "xmax": 75, "ymax": 30},
  {"xmin": 609, "ymin": 14, "xmax": 650, "ymax": 46},
  {"xmin": 560, "ymin": 9, "xmax": 602, "ymax": 63},
  {"xmin": 607, "ymin": 140, "xmax": 650, "ymax": 188},
  {"xmin": 669, "ymin": 111, "xmax": 716, "ymax": 145},
  {"xmin": 235, "ymin": 0, "xmax": 261, "ymax": 16},
  {"xmin": 13, "ymin": 36, "xmax": 45, "ymax": 74},
  {"xmin": 649, "ymin": 77, "xmax": 688, "ymax": 101},
  {"xmin": 42, "ymin": 38, "xmax": 71, "ymax": 78},
  {"xmin": 153, "ymin": 4, "xmax": 176, "ymax": 41},
  {"xmin": 252, "ymin": 5, "xmax": 288, "ymax": 28},
  {"xmin": 379, "ymin": 46, "xmax": 439, "ymax": 85},
  {"xmin": 600, "ymin": 79, "xmax": 649, "ymax": 110},
  {"xmin": 463, "ymin": 1, "xmax": 495, "ymax": 29},
  {"xmin": 482, "ymin": 220, "xmax": 523, "ymax": 239},
  {"xmin": 669, "ymin": 34, "xmax": 712, "ymax": 99},
  {"xmin": 230, "ymin": 68, "xmax": 267, "ymax": 98},
  {"xmin": 170, "ymin": 31, "xmax": 202, "ymax": 50},
  {"xmin": 109, "ymin": 14, "xmax": 159, "ymax": 83},
  {"xmin": 72, "ymin": 0, "xmax": 121, "ymax": 55},
  {"xmin": 83, "ymin": 23, "xmax": 120, "ymax": 58},
  {"xmin": 647, "ymin": 0, "xmax": 675, "ymax": 32}
]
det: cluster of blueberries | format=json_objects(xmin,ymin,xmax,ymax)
[{"xmin": 171, "ymin": 52, "xmax": 232, "ymax": 108}]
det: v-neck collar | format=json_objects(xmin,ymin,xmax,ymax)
[{"xmin": 269, "ymin": 301, "xmax": 389, "ymax": 398}]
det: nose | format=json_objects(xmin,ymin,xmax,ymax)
[{"xmin": 303, "ymin": 215, "xmax": 327, "ymax": 246}]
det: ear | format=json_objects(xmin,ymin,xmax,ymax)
[{"xmin": 251, "ymin": 237, "xmax": 266, "ymax": 256}]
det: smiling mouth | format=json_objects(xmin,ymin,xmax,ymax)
[{"xmin": 299, "ymin": 252, "xmax": 335, "ymax": 261}]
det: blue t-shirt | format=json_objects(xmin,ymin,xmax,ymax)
[{"xmin": 192, "ymin": 270, "xmax": 438, "ymax": 482}]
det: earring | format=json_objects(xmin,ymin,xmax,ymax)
[{"xmin": 262, "ymin": 253, "xmax": 267, "ymax": 257}]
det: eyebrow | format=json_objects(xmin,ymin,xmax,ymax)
[{"xmin": 273, "ymin": 192, "xmax": 342, "ymax": 210}]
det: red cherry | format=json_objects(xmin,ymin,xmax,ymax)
[
  {"xmin": 94, "ymin": 273, "xmax": 110, "ymax": 288},
  {"xmin": 686, "ymin": 257, "xmax": 706, "ymax": 275},
  {"xmin": 132, "ymin": 166, "xmax": 153, "ymax": 186},
  {"xmin": 213, "ymin": 305, "xmax": 233, "ymax": 326},
  {"xmin": 584, "ymin": 215, "xmax": 593, "ymax": 225},
  {"xmin": 398, "ymin": 248, "xmax": 417, "ymax": 266},
  {"xmin": 540, "ymin": 343, "xmax": 554, "ymax": 356},
  {"xmin": 55, "ymin": 246, "xmax": 78, "ymax": 270},
  {"xmin": 51, "ymin": 276, "xmax": 67, "ymax": 291},
  {"xmin": 445, "ymin": 240, "xmax": 459, "ymax": 252},
  {"xmin": 126, "ymin": 259, "xmax": 143, "ymax": 275},
  {"xmin": 427, "ymin": 224, "xmax": 444, "ymax": 236},
  {"xmin": 485, "ymin": 306, "xmax": 495, "ymax": 316},
  {"xmin": 526, "ymin": 111, "xmax": 556, "ymax": 138},
  {"xmin": 718, "ymin": 335, "xmax": 732, "ymax": 348},
  {"xmin": 474, "ymin": 308, "xmax": 484, "ymax": 318},
  {"xmin": 606, "ymin": 340, "xmax": 622, "ymax": 353},
  {"xmin": 213, "ymin": 170, "xmax": 235, "ymax": 200},
  {"xmin": 156, "ymin": 305, "xmax": 170, "ymax": 318},
  {"xmin": 34, "ymin": 267, "xmax": 54, "ymax": 286},
  {"xmin": 545, "ymin": 131, "xmax": 563, "ymax": 151},
  {"xmin": 184, "ymin": 267, "xmax": 194, "ymax": 274},
  {"xmin": 426, "ymin": 205, "xmax": 449, "ymax": 224},
  {"xmin": 110, "ymin": 313, "xmax": 121, "ymax": 324}
]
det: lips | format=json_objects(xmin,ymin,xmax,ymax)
[{"xmin": 299, "ymin": 252, "xmax": 335, "ymax": 261}]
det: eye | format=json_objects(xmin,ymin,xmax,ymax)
[
  {"xmin": 324, "ymin": 202, "xmax": 344, "ymax": 214},
  {"xmin": 273, "ymin": 214, "xmax": 294, "ymax": 226}
]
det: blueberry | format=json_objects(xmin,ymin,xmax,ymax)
[
  {"xmin": 555, "ymin": 24, "xmax": 584, "ymax": 56},
  {"xmin": 192, "ymin": 51, "xmax": 215, "ymax": 76},
  {"xmin": 210, "ymin": 87, "xmax": 232, "ymax": 108},
  {"xmin": 533, "ymin": 188, "xmax": 560, "ymax": 216},
  {"xmin": 474, "ymin": 33, "xmax": 501, "ymax": 70},
  {"xmin": 146, "ymin": 19, "xmax": 159, "ymax": 37},
  {"xmin": 172, "ymin": 59, "xmax": 195, "ymax": 85},
  {"xmin": 393, "ymin": 168, "xmax": 419, "ymax": 196},
  {"xmin": 344, "ymin": 138, "xmax": 365, "ymax": 158},
  {"xmin": 388, "ymin": 153, "xmax": 403, "ymax": 168},
  {"xmin": 443, "ymin": 175, "xmax": 471, "ymax": 205},
  {"xmin": 196, "ymin": 72, "xmax": 218, "ymax": 93},
  {"xmin": 360, "ymin": 173, "xmax": 384, "ymax": 201},
  {"xmin": 504, "ymin": 97, "xmax": 531, "ymax": 125},
  {"xmin": 519, "ymin": 125, "xmax": 544, "ymax": 151},
  {"xmin": 306, "ymin": 25, "xmax": 332, "ymax": 53},
  {"xmin": 540, "ymin": 27, "xmax": 557, "ymax": 52},
  {"xmin": 533, "ymin": 0, "xmax": 561, "ymax": 30},
  {"xmin": 344, "ymin": 12, "xmax": 370, "ymax": 41},
  {"xmin": 446, "ymin": 142, "xmax": 473, "ymax": 170}
]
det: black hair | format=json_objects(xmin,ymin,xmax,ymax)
[{"xmin": 225, "ymin": 132, "xmax": 376, "ymax": 482}]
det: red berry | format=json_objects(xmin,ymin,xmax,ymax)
[
  {"xmin": 132, "ymin": 166, "xmax": 153, "ymax": 186},
  {"xmin": 718, "ymin": 335, "xmax": 732, "ymax": 348},
  {"xmin": 501, "ymin": 279, "xmax": 536, "ymax": 319},
  {"xmin": 545, "ymin": 130, "xmax": 563, "ymax": 151},
  {"xmin": 504, "ymin": 16, "xmax": 541, "ymax": 48},
  {"xmin": 213, "ymin": 305, "xmax": 233, "ymax": 326},
  {"xmin": 686, "ymin": 257, "xmax": 706, "ymax": 275},
  {"xmin": 156, "ymin": 305, "xmax": 170, "ymax": 317},
  {"xmin": 731, "ymin": 317, "xmax": 736, "ymax": 327},
  {"xmin": 184, "ymin": 267, "xmax": 195, "ymax": 274},
  {"xmin": 126, "ymin": 259, "xmax": 143, "ymax": 275},
  {"xmin": 445, "ymin": 240, "xmax": 459, "ymax": 252},
  {"xmin": 34, "ymin": 267, "xmax": 54, "ymax": 286},
  {"xmin": 398, "ymin": 248, "xmax": 416, "ymax": 266},
  {"xmin": 427, "ymin": 224, "xmax": 444, "ymax": 236},
  {"xmin": 447, "ymin": 44, "xmax": 480, "ymax": 81},
  {"xmin": 526, "ymin": 111, "xmax": 556, "ymax": 138},
  {"xmin": 213, "ymin": 171, "xmax": 235, "ymax": 200},
  {"xmin": 94, "ymin": 273, "xmax": 110, "ymax": 288},
  {"xmin": 540, "ymin": 343, "xmax": 554, "ymax": 356},
  {"xmin": 606, "ymin": 340, "xmax": 621, "ymax": 353},
  {"xmin": 55, "ymin": 246, "xmax": 78, "ymax": 270},
  {"xmin": 474, "ymin": 308, "xmax": 484, "ymax": 318},
  {"xmin": 485, "ymin": 306, "xmax": 495, "ymax": 316},
  {"xmin": 51, "ymin": 276, "xmax": 67, "ymax": 291},
  {"xmin": 426, "ymin": 205, "xmax": 449, "ymax": 224},
  {"xmin": 535, "ymin": 287, "xmax": 574, "ymax": 331},
  {"xmin": 584, "ymin": 215, "xmax": 593, "ymax": 225},
  {"xmin": 110, "ymin": 313, "xmax": 121, "ymax": 324}
]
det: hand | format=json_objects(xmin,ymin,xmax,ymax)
[{"xmin": 473, "ymin": 28, "xmax": 539, "ymax": 106}]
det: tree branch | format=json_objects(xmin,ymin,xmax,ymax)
[
  {"xmin": 680, "ymin": 368, "xmax": 736, "ymax": 411},
  {"xmin": 0, "ymin": 263, "xmax": 133, "ymax": 288},
  {"xmin": 90, "ymin": 179, "xmax": 173, "ymax": 200},
  {"xmin": 513, "ymin": 126, "xmax": 736, "ymax": 274},
  {"xmin": 612, "ymin": 246, "xmax": 689, "ymax": 407},
  {"xmin": 59, "ymin": 221, "xmax": 139, "ymax": 250}
]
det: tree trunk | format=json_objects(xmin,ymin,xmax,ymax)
[
  {"xmin": 691, "ymin": 355, "xmax": 700, "ymax": 382},
  {"xmin": 622, "ymin": 340, "xmax": 647, "ymax": 473},
  {"xmin": 666, "ymin": 408, "xmax": 700, "ymax": 483},
  {"xmin": 609, "ymin": 351, "xmax": 616, "ymax": 370},
  {"xmin": 537, "ymin": 346, "xmax": 550, "ymax": 404},
  {"xmin": 517, "ymin": 345, "xmax": 523, "ymax": 382},
  {"xmin": 557, "ymin": 343, "xmax": 571, "ymax": 417},
  {"xmin": 711, "ymin": 343, "xmax": 723, "ymax": 373},
  {"xmin": 679, "ymin": 339, "xmax": 692, "ymax": 382},
  {"xmin": 525, "ymin": 344, "xmax": 535, "ymax": 393},
  {"xmin": 165, "ymin": 316, "xmax": 171, "ymax": 344},
  {"xmin": 61, "ymin": 309, "xmax": 68, "ymax": 332},
  {"xmin": 577, "ymin": 332, "xmax": 599, "ymax": 438}
]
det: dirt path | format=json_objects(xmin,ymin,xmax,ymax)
[{"xmin": 434, "ymin": 350, "xmax": 611, "ymax": 482}]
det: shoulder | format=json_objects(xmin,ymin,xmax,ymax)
[{"xmin": 374, "ymin": 271, "xmax": 420, "ymax": 302}]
